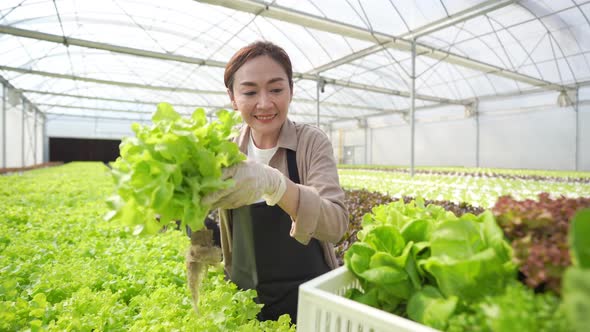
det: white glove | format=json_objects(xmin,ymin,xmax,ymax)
[{"xmin": 202, "ymin": 160, "xmax": 287, "ymax": 209}]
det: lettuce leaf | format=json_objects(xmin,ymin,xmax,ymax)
[
  {"xmin": 563, "ymin": 208, "xmax": 590, "ymax": 332},
  {"xmin": 107, "ymin": 103, "xmax": 245, "ymax": 235}
]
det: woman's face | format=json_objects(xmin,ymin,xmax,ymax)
[{"xmin": 229, "ymin": 55, "xmax": 292, "ymax": 147}]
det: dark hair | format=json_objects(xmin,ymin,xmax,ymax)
[{"xmin": 224, "ymin": 41, "xmax": 293, "ymax": 93}]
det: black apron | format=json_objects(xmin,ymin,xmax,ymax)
[{"xmin": 229, "ymin": 149, "xmax": 331, "ymax": 322}]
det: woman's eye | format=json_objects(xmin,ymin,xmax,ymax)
[
  {"xmin": 271, "ymin": 89, "xmax": 283, "ymax": 93},
  {"xmin": 243, "ymin": 91, "xmax": 256, "ymax": 96}
]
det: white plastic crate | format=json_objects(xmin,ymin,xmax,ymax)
[{"xmin": 297, "ymin": 266, "xmax": 439, "ymax": 332}]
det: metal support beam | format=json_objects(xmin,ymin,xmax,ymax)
[
  {"xmin": 36, "ymin": 102, "xmax": 347, "ymax": 120},
  {"xmin": 305, "ymin": 43, "xmax": 388, "ymax": 76},
  {"xmin": 0, "ymin": 25, "xmax": 226, "ymax": 68},
  {"xmin": 202, "ymin": 0, "xmax": 567, "ymax": 92},
  {"xmin": 297, "ymin": 73, "xmax": 464, "ymax": 105},
  {"xmin": 316, "ymin": 79, "xmax": 320, "ymax": 127},
  {"xmin": 45, "ymin": 112, "xmax": 153, "ymax": 123},
  {"xmin": 2, "ymin": 83, "xmax": 5, "ymax": 168},
  {"xmin": 20, "ymin": 89, "xmax": 225, "ymax": 109},
  {"xmin": 327, "ymin": 101, "xmax": 447, "ymax": 125},
  {"xmin": 475, "ymin": 106, "xmax": 480, "ymax": 168},
  {"xmin": 197, "ymin": 0, "xmax": 376, "ymax": 39},
  {"xmin": 44, "ymin": 111, "xmax": 332, "ymax": 126},
  {"xmin": 410, "ymin": 40, "xmax": 416, "ymax": 177},
  {"xmin": 364, "ymin": 126, "xmax": 369, "ymax": 165},
  {"xmin": 328, "ymin": 79, "xmax": 590, "ymax": 126},
  {"xmin": 33, "ymin": 108, "xmax": 37, "ymax": 165},
  {"xmin": 574, "ymin": 88, "xmax": 581, "ymax": 171},
  {"xmin": 404, "ymin": 0, "xmax": 516, "ymax": 39},
  {"xmin": 21, "ymin": 97, "xmax": 25, "ymax": 167},
  {"xmin": 306, "ymin": 0, "xmax": 515, "ymax": 75},
  {"xmin": 316, "ymin": 78, "xmax": 326, "ymax": 127},
  {"xmin": 0, "ymin": 66, "xmax": 226, "ymax": 95},
  {"xmin": 36, "ymin": 103, "xmax": 185, "ymax": 115},
  {"xmin": 1, "ymin": 25, "xmax": 461, "ymax": 105},
  {"xmin": 20, "ymin": 88, "xmax": 402, "ymax": 117},
  {"xmin": 42, "ymin": 113, "xmax": 48, "ymax": 163},
  {"xmin": 8, "ymin": 70, "xmax": 448, "ymax": 120}
]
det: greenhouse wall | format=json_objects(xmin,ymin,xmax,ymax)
[
  {"xmin": 16, "ymin": 88, "xmax": 589, "ymax": 172},
  {"xmin": 46, "ymin": 116, "xmax": 149, "ymax": 140},
  {"xmin": 5, "ymin": 95, "xmax": 23, "ymax": 168},
  {"xmin": 334, "ymin": 89, "xmax": 590, "ymax": 171},
  {"xmin": 1, "ymin": 82, "xmax": 45, "ymax": 169},
  {"xmin": 340, "ymin": 128, "xmax": 367, "ymax": 165},
  {"xmin": 370, "ymin": 119, "xmax": 476, "ymax": 168},
  {"xmin": 577, "ymin": 102, "xmax": 588, "ymax": 171},
  {"xmin": 22, "ymin": 107, "xmax": 39, "ymax": 166},
  {"xmin": 478, "ymin": 108, "xmax": 575, "ymax": 170},
  {"xmin": 370, "ymin": 125, "xmax": 411, "ymax": 166},
  {"xmin": 36, "ymin": 115, "xmax": 44, "ymax": 165}
]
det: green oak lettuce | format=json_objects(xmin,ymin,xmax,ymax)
[
  {"xmin": 0, "ymin": 162, "xmax": 295, "ymax": 331},
  {"xmin": 106, "ymin": 103, "xmax": 245, "ymax": 235},
  {"xmin": 446, "ymin": 281, "xmax": 567, "ymax": 332}
]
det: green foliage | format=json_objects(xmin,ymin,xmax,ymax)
[
  {"xmin": 407, "ymin": 286, "xmax": 458, "ymax": 331},
  {"xmin": 335, "ymin": 189, "xmax": 485, "ymax": 266},
  {"xmin": 107, "ymin": 103, "xmax": 246, "ymax": 235},
  {"xmin": 563, "ymin": 208, "xmax": 590, "ymax": 332},
  {"xmin": 562, "ymin": 267, "xmax": 590, "ymax": 332},
  {"xmin": 421, "ymin": 211, "xmax": 515, "ymax": 301},
  {"xmin": 568, "ymin": 208, "xmax": 590, "ymax": 268},
  {"xmin": 0, "ymin": 162, "xmax": 294, "ymax": 331},
  {"xmin": 339, "ymin": 167, "xmax": 590, "ymax": 209},
  {"xmin": 447, "ymin": 281, "xmax": 567, "ymax": 332},
  {"xmin": 344, "ymin": 199, "xmax": 518, "ymax": 330}
]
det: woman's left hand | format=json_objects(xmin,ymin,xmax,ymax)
[{"xmin": 202, "ymin": 160, "xmax": 287, "ymax": 209}]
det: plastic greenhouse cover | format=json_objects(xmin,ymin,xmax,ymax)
[{"xmin": 0, "ymin": 0, "xmax": 589, "ymax": 125}]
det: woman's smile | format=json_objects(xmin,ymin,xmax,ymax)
[{"xmin": 254, "ymin": 113, "xmax": 278, "ymax": 122}]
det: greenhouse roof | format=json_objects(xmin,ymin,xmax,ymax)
[{"xmin": 1, "ymin": 0, "xmax": 589, "ymax": 125}]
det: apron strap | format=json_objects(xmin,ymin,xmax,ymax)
[{"xmin": 286, "ymin": 149, "xmax": 300, "ymax": 184}]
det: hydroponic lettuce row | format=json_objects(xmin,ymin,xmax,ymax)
[
  {"xmin": 446, "ymin": 281, "xmax": 566, "ymax": 332},
  {"xmin": 0, "ymin": 162, "xmax": 294, "ymax": 331},
  {"xmin": 338, "ymin": 165, "xmax": 590, "ymax": 184},
  {"xmin": 106, "ymin": 102, "xmax": 245, "ymax": 235},
  {"xmin": 339, "ymin": 167, "xmax": 590, "ymax": 209}
]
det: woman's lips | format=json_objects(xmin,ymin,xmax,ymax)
[{"xmin": 254, "ymin": 114, "xmax": 277, "ymax": 122}]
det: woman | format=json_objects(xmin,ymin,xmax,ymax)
[{"xmin": 201, "ymin": 41, "xmax": 348, "ymax": 322}]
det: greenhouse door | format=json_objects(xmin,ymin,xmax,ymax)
[{"xmin": 49, "ymin": 137, "xmax": 121, "ymax": 163}]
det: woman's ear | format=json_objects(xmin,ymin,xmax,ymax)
[{"xmin": 227, "ymin": 89, "xmax": 238, "ymax": 110}]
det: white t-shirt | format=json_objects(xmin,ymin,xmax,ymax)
[
  {"xmin": 248, "ymin": 133, "xmax": 278, "ymax": 203},
  {"xmin": 247, "ymin": 133, "xmax": 278, "ymax": 165}
]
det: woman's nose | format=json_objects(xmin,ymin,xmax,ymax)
[{"xmin": 257, "ymin": 92, "xmax": 272, "ymax": 109}]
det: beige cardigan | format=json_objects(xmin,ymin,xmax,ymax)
[{"xmin": 218, "ymin": 118, "xmax": 349, "ymax": 275}]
